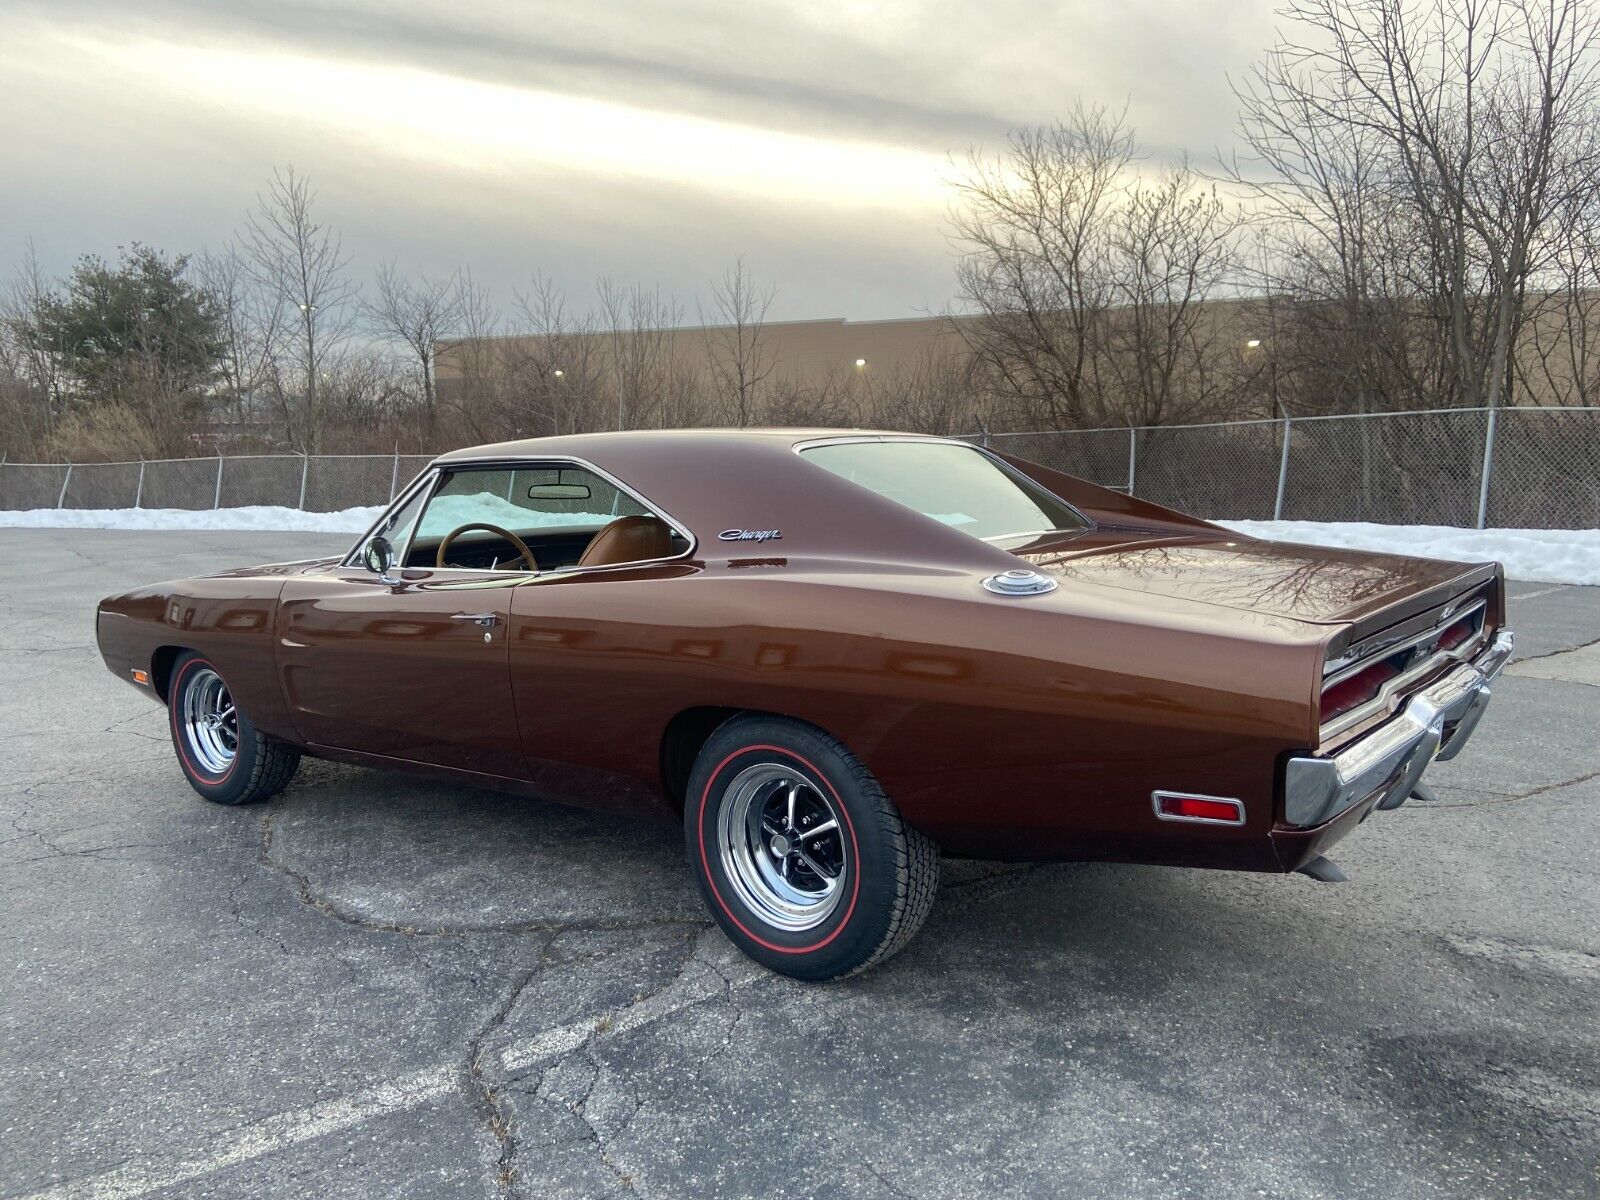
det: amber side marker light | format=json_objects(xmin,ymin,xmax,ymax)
[
  {"xmin": 1152, "ymin": 790, "xmax": 1246, "ymax": 826},
  {"xmin": 130, "ymin": 668, "xmax": 150, "ymax": 685}
]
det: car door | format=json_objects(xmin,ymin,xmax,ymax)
[
  {"xmin": 276, "ymin": 567, "xmax": 526, "ymax": 777},
  {"xmin": 274, "ymin": 471, "xmax": 527, "ymax": 778}
]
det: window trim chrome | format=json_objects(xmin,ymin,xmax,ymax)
[
  {"xmin": 791, "ymin": 433, "xmax": 1095, "ymax": 538},
  {"xmin": 341, "ymin": 455, "xmax": 698, "ymax": 577},
  {"xmin": 342, "ymin": 467, "xmax": 438, "ymax": 570}
]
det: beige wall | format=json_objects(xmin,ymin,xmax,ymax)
[
  {"xmin": 436, "ymin": 296, "xmax": 1598, "ymax": 424},
  {"xmin": 436, "ymin": 315, "xmax": 969, "ymax": 392}
]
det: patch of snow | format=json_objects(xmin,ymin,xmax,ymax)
[
  {"xmin": 0, "ymin": 504, "xmax": 387, "ymax": 533},
  {"xmin": 0, "ymin": 496, "xmax": 627, "ymax": 537},
  {"xmin": 416, "ymin": 492, "xmax": 620, "ymax": 536},
  {"xmin": 1219, "ymin": 520, "xmax": 1600, "ymax": 586}
]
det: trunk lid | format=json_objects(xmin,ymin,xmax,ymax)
[{"xmin": 1013, "ymin": 529, "xmax": 1496, "ymax": 628}]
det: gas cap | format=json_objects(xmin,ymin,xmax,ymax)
[{"xmin": 981, "ymin": 568, "xmax": 1058, "ymax": 596}]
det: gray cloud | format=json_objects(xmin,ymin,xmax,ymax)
[
  {"xmin": 13, "ymin": 0, "xmax": 1028, "ymax": 146},
  {"xmin": 0, "ymin": 0, "xmax": 1275, "ymax": 318}
]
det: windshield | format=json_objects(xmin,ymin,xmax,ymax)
[{"xmin": 800, "ymin": 440, "xmax": 1088, "ymax": 543}]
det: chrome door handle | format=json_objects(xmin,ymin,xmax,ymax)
[{"xmin": 451, "ymin": 612, "xmax": 499, "ymax": 628}]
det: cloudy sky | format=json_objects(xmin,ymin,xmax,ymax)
[{"xmin": 0, "ymin": 0, "xmax": 1275, "ymax": 321}]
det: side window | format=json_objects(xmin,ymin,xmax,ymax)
[
  {"xmin": 415, "ymin": 466, "xmax": 644, "ymax": 542},
  {"xmin": 407, "ymin": 464, "xmax": 679, "ymax": 571},
  {"xmin": 354, "ymin": 478, "xmax": 429, "ymax": 565}
]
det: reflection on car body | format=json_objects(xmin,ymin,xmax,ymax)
[{"xmin": 96, "ymin": 429, "xmax": 1513, "ymax": 979}]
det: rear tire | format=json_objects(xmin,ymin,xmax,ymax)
[
  {"xmin": 167, "ymin": 651, "xmax": 300, "ymax": 805},
  {"xmin": 684, "ymin": 715, "xmax": 939, "ymax": 980}
]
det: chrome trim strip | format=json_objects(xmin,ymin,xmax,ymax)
[
  {"xmin": 341, "ymin": 467, "xmax": 437, "ymax": 569},
  {"xmin": 1285, "ymin": 631, "xmax": 1513, "ymax": 828},
  {"xmin": 1152, "ymin": 790, "xmax": 1246, "ymax": 826},
  {"xmin": 981, "ymin": 528, "xmax": 1085, "ymax": 545},
  {"xmin": 1323, "ymin": 599, "xmax": 1486, "ymax": 687}
]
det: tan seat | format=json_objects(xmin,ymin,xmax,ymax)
[{"xmin": 577, "ymin": 515, "xmax": 675, "ymax": 568}]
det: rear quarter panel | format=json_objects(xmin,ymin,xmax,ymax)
[{"xmin": 509, "ymin": 559, "xmax": 1326, "ymax": 868}]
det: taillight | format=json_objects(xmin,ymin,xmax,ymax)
[
  {"xmin": 1320, "ymin": 660, "xmax": 1401, "ymax": 724},
  {"xmin": 1437, "ymin": 615, "xmax": 1473, "ymax": 650}
]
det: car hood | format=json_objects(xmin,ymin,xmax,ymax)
[
  {"xmin": 206, "ymin": 556, "xmax": 344, "ymax": 579},
  {"xmin": 1012, "ymin": 529, "xmax": 1494, "ymax": 627}
]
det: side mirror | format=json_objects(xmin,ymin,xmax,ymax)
[{"xmin": 363, "ymin": 535, "xmax": 400, "ymax": 584}]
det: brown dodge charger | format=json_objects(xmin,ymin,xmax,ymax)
[{"xmin": 96, "ymin": 430, "xmax": 1514, "ymax": 979}]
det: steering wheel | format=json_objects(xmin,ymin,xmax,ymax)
[{"xmin": 435, "ymin": 523, "xmax": 539, "ymax": 572}]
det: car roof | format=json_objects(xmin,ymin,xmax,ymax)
[
  {"xmin": 432, "ymin": 427, "xmax": 926, "ymax": 463},
  {"xmin": 428, "ymin": 428, "xmax": 1021, "ymax": 572}
]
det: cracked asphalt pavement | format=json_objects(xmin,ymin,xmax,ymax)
[{"xmin": 3, "ymin": 529, "xmax": 1597, "ymax": 1199}]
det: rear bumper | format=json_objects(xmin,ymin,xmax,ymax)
[{"xmin": 1283, "ymin": 630, "xmax": 1515, "ymax": 828}]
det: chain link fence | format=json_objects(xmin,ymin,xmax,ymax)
[
  {"xmin": 980, "ymin": 405, "xmax": 1600, "ymax": 529},
  {"xmin": 2, "ymin": 406, "xmax": 1596, "ymax": 527},
  {"xmin": 0, "ymin": 452, "xmax": 435, "ymax": 514}
]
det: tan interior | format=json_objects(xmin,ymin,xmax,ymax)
[{"xmin": 578, "ymin": 515, "xmax": 675, "ymax": 568}]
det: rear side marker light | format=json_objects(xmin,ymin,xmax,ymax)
[
  {"xmin": 1153, "ymin": 791, "xmax": 1245, "ymax": 826},
  {"xmin": 131, "ymin": 669, "xmax": 150, "ymax": 685}
]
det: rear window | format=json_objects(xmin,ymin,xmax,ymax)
[{"xmin": 800, "ymin": 440, "xmax": 1088, "ymax": 543}]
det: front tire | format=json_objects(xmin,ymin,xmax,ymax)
[
  {"xmin": 685, "ymin": 715, "xmax": 939, "ymax": 980},
  {"xmin": 167, "ymin": 651, "xmax": 300, "ymax": 805}
]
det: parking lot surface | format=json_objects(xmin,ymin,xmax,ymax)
[{"xmin": 3, "ymin": 529, "xmax": 1597, "ymax": 1199}]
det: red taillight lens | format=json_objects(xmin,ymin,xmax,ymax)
[
  {"xmin": 1154, "ymin": 793, "xmax": 1244, "ymax": 824},
  {"xmin": 1437, "ymin": 616, "xmax": 1473, "ymax": 650},
  {"xmin": 1320, "ymin": 660, "xmax": 1401, "ymax": 723}
]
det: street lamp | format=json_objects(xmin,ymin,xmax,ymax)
[{"xmin": 854, "ymin": 358, "xmax": 867, "ymax": 369}]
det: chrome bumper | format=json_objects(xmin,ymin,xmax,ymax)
[{"xmin": 1283, "ymin": 631, "xmax": 1515, "ymax": 828}]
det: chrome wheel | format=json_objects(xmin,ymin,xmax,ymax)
[
  {"xmin": 181, "ymin": 666, "xmax": 238, "ymax": 775},
  {"xmin": 716, "ymin": 762, "xmax": 848, "ymax": 932}
]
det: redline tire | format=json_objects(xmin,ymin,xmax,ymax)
[
  {"xmin": 685, "ymin": 715, "xmax": 939, "ymax": 980},
  {"xmin": 167, "ymin": 651, "xmax": 300, "ymax": 805}
]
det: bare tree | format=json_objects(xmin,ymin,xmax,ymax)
[
  {"xmin": 698, "ymin": 258, "xmax": 776, "ymax": 426},
  {"xmin": 367, "ymin": 263, "xmax": 475, "ymax": 428},
  {"xmin": 1103, "ymin": 168, "xmax": 1248, "ymax": 425},
  {"xmin": 951, "ymin": 104, "xmax": 1248, "ymax": 428},
  {"xmin": 433, "ymin": 276, "xmax": 507, "ymax": 445},
  {"xmin": 1522, "ymin": 172, "xmax": 1600, "ymax": 405},
  {"xmin": 196, "ymin": 245, "xmax": 284, "ymax": 435},
  {"xmin": 860, "ymin": 348, "xmax": 980, "ymax": 434},
  {"xmin": 1238, "ymin": 0, "xmax": 1600, "ymax": 410},
  {"xmin": 241, "ymin": 167, "xmax": 358, "ymax": 451},
  {"xmin": 316, "ymin": 348, "xmax": 414, "ymax": 444},
  {"xmin": 597, "ymin": 279, "xmax": 688, "ymax": 429},
  {"xmin": 1229, "ymin": 59, "xmax": 1417, "ymax": 412},
  {"xmin": 509, "ymin": 273, "xmax": 602, "ymax": 436},
  {"xmin": 950, "ymin": 102, "xmax": 1134, "ymax": 429},
  {"xmin": 763, "ymin": 372, "xmax": 863, "ymax": 428},
  {"xmin": 0, "ymin": 242, "xmax": 62, "ymax": 439}
]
